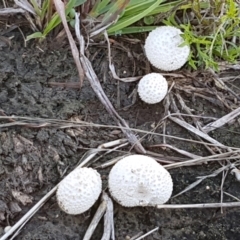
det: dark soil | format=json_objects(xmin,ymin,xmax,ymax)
[{"xmin": 1, "ymin": 29, "xmax": 240, "ymax": 240}]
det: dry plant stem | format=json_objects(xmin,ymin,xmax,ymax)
[
  {"xmin": 0, "ymin": 114, "xmax": 239, "ymax": 150},
  {"xmin": 220, "ymin": 170, "xmax": 228, "ymax": 213},
  {"xmin": 14, "ymin": 0, "xmax": 35, "ymax": 14},
  {"xmin": 104, "ymin": 32, "xmax": 141, "ymax": 83},
  {"xmin": 83, "ymin": 192, "xmax": 109, "ymax": 240},
  {"xmin": 0, "ymin": 139, "xmax": 124, "ymax": 240},
  {"xmin": 157, "ymin": 202, "xmax": 240, "ymax": 209},
  {"xmin": 101, "ymin": 194, "xmax": 115, "ymax": 240},
  {"xmin": 150, "ymin": 144, "xmax": 201, "ymax": 159},
  {"xmin": 202, "ymin": 107, "xmax": 240, "ymax": 133},
  {"xmin": 169, "ymin": 114, "xmax": 225, "ymax": 147},
  {"xmin": 53, "ymin": 0, "xmax": 84, "ymax": 87},
  {"xmin": 165, "ymin": 150, "xmax": 240, "ymax": 169},
  {"xmin": 129, "ymin": 232, "xmax": 143, "ymax": 240},
  {"xmin": 74, "ymin": 14, "xmax": 145, "ymax": 154},
  {"xmin": 134, "ymin": 227, "xmax": 159, "ymax": 240},
  {"xmin": 224, "ymin": 191, "xmax": 240, "ymax": 202},
  {"xmin": 0, "ymin": 8, "xmax": 25, "ymax": 15},
  {"xmin": 96, "ymin": 154, "xmax": 131, "ymax": 169},
  {"xmin": 209, "ymin": 69, "xmax": 240, "ymax": 101},
  {"xmin": 172, "ymin": 164, "xmax": 230, "ymax": 198}
]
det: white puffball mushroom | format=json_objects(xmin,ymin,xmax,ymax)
[
  {"xmin": 56, "ymin": 167, "xmax": 102, "ymax": 215},
  {"xmin": 144, "ymin": 26, "xmax": 190, "ymax": 71},
  {"xmin": 108, "ymin": 155, "xmax": 173, "ymax": 207},
  {"xmin": 138, "ymin": 73, "xmax": 168, "ymax": 104}
]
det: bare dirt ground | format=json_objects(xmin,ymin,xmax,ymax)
[{"xmin": 1, "ymin": 29, "xmax": 240, "ymax": 240}]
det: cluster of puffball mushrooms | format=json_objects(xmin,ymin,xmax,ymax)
[
  {"xmin": 138, "ymin": 25, "xmax": 190, "ymax": 104},
  {"xmin": 56, "ymin": 155, "xmax": 173, "ymax": 214},
  {"xmin": 56, "ymin": 25, "xmax": 190, "ymax": 215}
]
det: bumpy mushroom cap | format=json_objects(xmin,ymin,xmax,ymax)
[
  {"xmin": 144, "ymin": 26, "xmax": 190, "ymax": 71},
  {"xmin": 108, "ymin": 155, "xmax": 173, "ymax": 207},
  {"xmin": 56, "ymin": 167, "xmax": 102, "ymax": 215},
  {"xmin": 137, "ymin": 73, "xmax": 168, "ymax": 104}
]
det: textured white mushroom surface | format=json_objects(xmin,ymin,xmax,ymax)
[
  {"xmin": 144, "ymin": 26, "xmax": 190, "ymax": 71},
  {"xmin": 108, "ymin": 155, "xmax": 173, "ymax": 207},
  {"xmin": 56, "ymin": 167, "xmax": 102, "ymax": 215},
  {"xmin": 138, "ymin": 73, "xmax": 168, "ymax": 104}
]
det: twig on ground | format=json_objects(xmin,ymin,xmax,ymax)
[
  {"xmin": 149, "ymin": 144, "xmax": 200, "ymax": 159},
  {"xmin": 168, "ymin": 114, "xmax": 225, "ymax": 147},
  {"xmin": 157, "ymin": 202, "xmax": 240, "ymax": 209},
  {"xmin": 74, "ymin": 14, "xmax": 145, "ymax": 154},
  {"xmin": 104, "ymin": 31, "xmax": 142, "ymax": 83},
  {"xmin": 83, "ymin": 192, "xmax": 115, "ymax": 240},
  {"xmin": 172, "ymin": 164, "xmax": 230, "ymax": 198},
  {"xmin": 134, "ymin": 227, "xmax": 159, "ymax": 240},
  {"xmin": 0, "ymin": 8, "xmax": 25, "ymax": 15},
  {"xmin": 53, "ymin": 0, "xmax": 84, "ymax": 87},
  {"xmin": 202, "ymin": 107, "xmax": 240, "ymax": 133},
  {"xmin": 165, "ymin": 150, "xmax": 240, "ymax": 169},
  {"xmin": 101, "ymin": 193, "xmax": 115, "ymax": 240}
]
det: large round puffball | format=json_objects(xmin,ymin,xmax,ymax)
[
  {"xmin": 144, "ymin": 26, "xmax": 190, "ymax": 71},
  {"xmin": 108, "ymin": 155, "xmax": 173, "ymax": 207},
  {"xmin": 56, "ymin": 167, "xmax": 102, "ymax": 215},
  {"xmin": 138, "ymin": 73, "xmax": 168, "ymax": 104}
]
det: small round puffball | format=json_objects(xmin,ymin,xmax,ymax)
[
  {"xmin": 56, "ymin": 167, "xmax": 102, "ymax": 215},
  {"xmin": 138, "ymin": 73, "xmax": 168, "ymax": 104},
  {"xmin": 108, "ymin": 155, "xmax": 173, "ymax": 207},
  {"xmin": 144, "ymin": 26, "xmax": 190, "ymax": 71}
]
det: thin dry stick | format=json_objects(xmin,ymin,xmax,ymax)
[
  {"xmin": 169, "ymin": 114, "xmax": 225, "ymax": 147},
  {"xmin": 220, "ymin": 169, "xmax": 229, "ymax": 214},
  {"xmin": 83, "ymin": 192, "xmax": 108, "ymax": 240},
  {"xmin": 104, "ymin": 31, "xmax": 141, "ymax": 83},
  {"xmin": 135, "ymin": 227, "xmax": 159, "ymax": 240},
  {"xmin": 150, "ymin": 144, "xmax": 201, "ymax": 159},
  {"xmin": 101, "ymin": 193, "xmax": 115, "ymax": 240},
  {"xmin": 165, "ymin": 150, "xmax": 240, "ymax": 169},
  {"xmin": 202, "ymin": 106, "xmax": 240, "ymax": 133},
  {"xmin": 172, "ymin": 164, "xmax": 230, "ymax": 198},
  {"xmin": 157, "ymin": 202, "xmax": 240, "ymax": 209},
  {"xmin": 0, "ymin": 114, "xmax": 239, "ymax": 150},
  {"xmin": 53, "ymin": 0, "xmax": 84, "ymax": 87},
  {"xmin": 74, "ymin": 14, "xmax": 145, "ymax": 154}
]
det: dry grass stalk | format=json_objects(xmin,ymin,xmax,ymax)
[
  {"xmin": 157, "ymin": 202, "xmax": 240, "ymax": 209},
  {"xmin": 202, "ymin": 106, "xmax": 240, "ymax": 133},
  {"xmin": 83, "ymin": 192, "xmax": 115, "ymax": 240},
  {"xmin": 150, "ymin": 144, "xmax": 200, "ymax": 159},
  {"xmin": 169, "ymin": 114, "xmax": 225, "ymax": 147},
  {"xmin": 0, "ymin": 8, "xmax": 25, "ymax": 15},
  {"xmin": 165, "ymin": 150, "xmax": 240, "ymax": 169},
  {"xmin": 104, "ymin": 31, "xmax": 142, "ymax": 83},
  {"xmin": 53, "ymin": 0, "xmax": 84, "ymax": 87},
  {"xmin": 172, "ymin": 164, "xmax": 231, "ymax": 198},
  {"xmin": 74, "ymin": 14, "xmax": 145, "ymax": 154},
  {"xmin": 134, "ymin": 227, "xmax": 159, "ymax": 240}
]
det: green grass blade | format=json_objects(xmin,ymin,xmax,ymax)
[
  {"xmin": 89, "ymin": 0, "xmax": 111, "ymax": 17},
  {"xmin": 108, "ymin": 25, "xmax": 156, "ymax": 35},
  {"xmin": 107, "ymin": 0, "xmax": 164, "ymax": 34},
  {"xmin": 102, "ymin": 0, "xmax": 130, "ymax": 23},
  {"xmin": 26, "ymin": 32, "xmax": 44, "ymax": 41},
  {"xmin": 29, "ymin": 0, "xmax": 41, "ymax": 16},
  {"xmin": 43, "ymin": 0, "xmax": 77, "ymax": 36}
]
